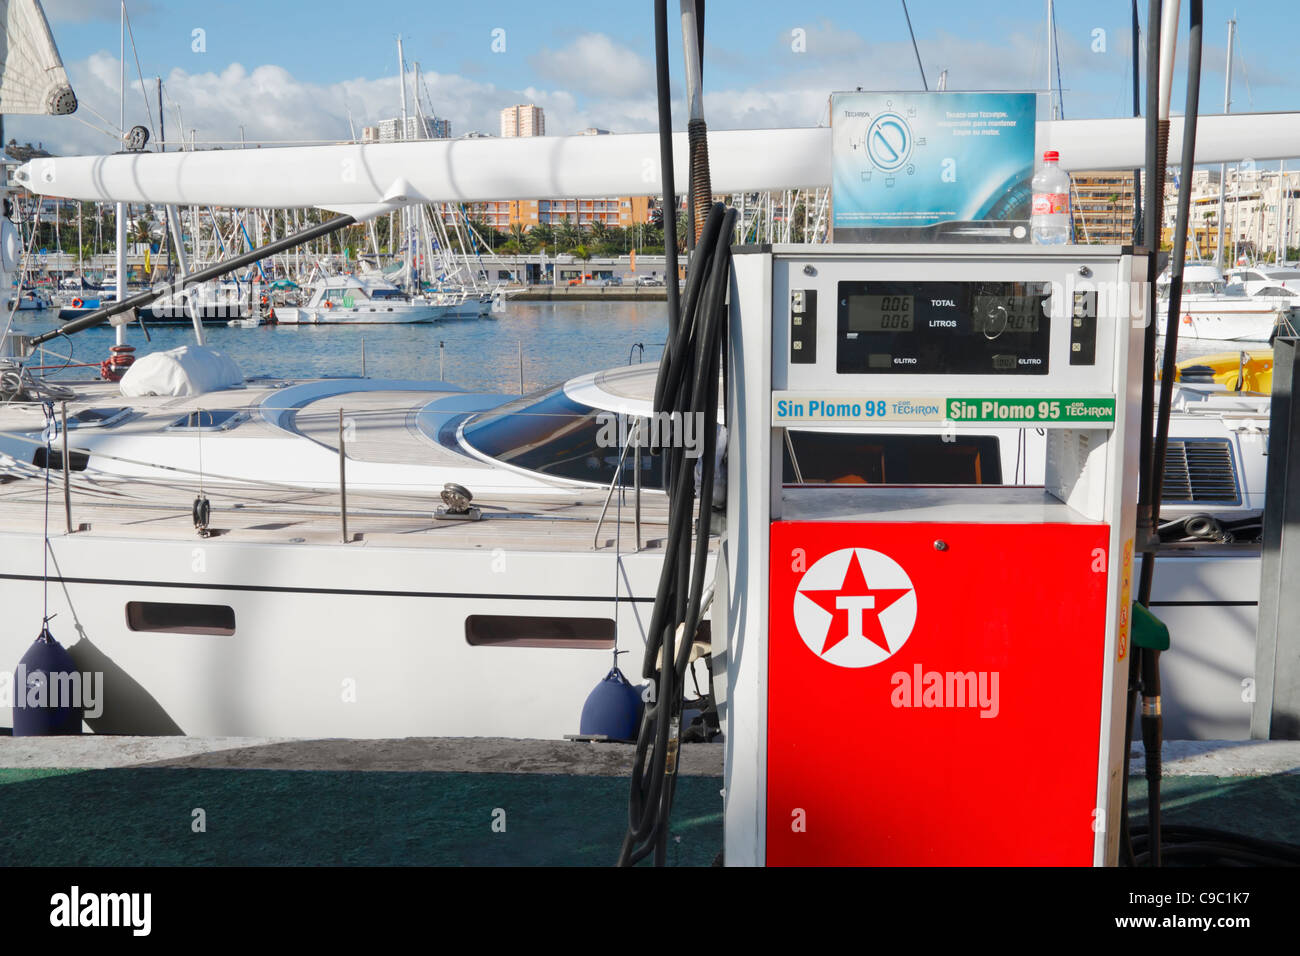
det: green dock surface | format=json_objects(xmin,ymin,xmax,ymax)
[{"xmin": 0, "ymin": 738, "xmax": 1296, "ymax": 866}]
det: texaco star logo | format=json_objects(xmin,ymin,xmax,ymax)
[{"xmin": 793, "ymin": 548, "xmax": 917, "ymax": 668}]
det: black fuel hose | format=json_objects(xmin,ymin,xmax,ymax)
[
  {"xmin": 1129, "ymin": 825, "xmax": 1300, "ymax": 866},
  {"xmin": 1137, "ymin": 0, "xmax": 1204, "ymax": 870},
  {"xmin": 617, "ymin": 0, "xmax": 735, "ymax": 868},
  {"xmin": 618, "ymin": 202, "xmax": 733, "ymax": 867},
  {"xmin": 1123, "ymin": 0, "xmax": 1165, "ymax": 869}
]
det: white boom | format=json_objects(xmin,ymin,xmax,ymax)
[{"xmin": 13, "ymin": 113, "xmax": 1300, "ymax": 208}]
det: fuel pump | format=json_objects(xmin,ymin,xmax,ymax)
[{"xmin": 719, "ymin": 243, "xmax": 1145, "ymax": 866}]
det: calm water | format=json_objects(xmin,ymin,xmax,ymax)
[
  {"xmin": 4, "ymin": 302, "xmax": 1260, "ymax": 391},
  {"xmin": 5, "ymin": 301, "xmax": 670, "ymax": 394}
]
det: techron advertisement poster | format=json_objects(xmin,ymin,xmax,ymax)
[{"xmin": 830, "ymin": 91, "xmax": 1037, "ymax": 243}]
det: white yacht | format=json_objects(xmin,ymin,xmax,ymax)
[
  {"xmin": 428, "ymin": 286, "xmax": 496, "ymax": 319},
  {"xmin": 1226, "ymin": 264, "xmax": 1300, "ymax": 296},
  {"xmin": 0, "ymin": 342, "xmax": 1270, "ymax": 740},
  {"xmin": 1158, "ymin": 263, "xmax": 1299, "ymax": 342},
  {"xmin": 276, "ymin": 274, "xmax": 450, "ymax": 324}
]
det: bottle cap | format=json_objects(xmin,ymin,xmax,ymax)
[{"xmin": 1043, "ymin": 150, "xmax": 1060, "ymax": 162}]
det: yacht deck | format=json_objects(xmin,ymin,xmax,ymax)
[{"xmin": 0, "ymin": 376, "xmax": 672, "ymax": 553}]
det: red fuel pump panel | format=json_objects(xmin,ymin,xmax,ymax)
[{"xmin": 766, "ymin": 520, "xmax": 1111, "ymax": 866}]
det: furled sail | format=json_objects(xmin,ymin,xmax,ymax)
[{"xmin": 0, "ymin": 0, "xmax": 75, "ymax": 116}]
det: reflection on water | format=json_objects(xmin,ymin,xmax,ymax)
[
  {"xmin": 7, "ymin": 300, "xmax": 670, "ymax": 394},
  {"xmin": 8, "ymin": 302, "xmax": 1277, "ymax": 394}
]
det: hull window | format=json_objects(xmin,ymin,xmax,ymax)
[
  {"xmin": 466, "ymin": 614, "xmax": 615, "ymax": 649},
  {"xmin": 32, "ymin": 447, "xmax": 89, "ymax": 471},
  {"xmin": 126, "ymin": 601, "xmax": 236, "ymax": 636}
]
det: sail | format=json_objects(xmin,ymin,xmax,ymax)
[
  {"xmin": 13, "ymin": 113, "xmax": 1300, "ymax": 208},
  {"xmin": 0, "ymin": 0, "xmax": 75, "ymax": 115}
]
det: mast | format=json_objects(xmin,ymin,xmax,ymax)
[
  {"xmin": 1046, "ymin": 0, "xmax": 1059, "ymax": 120},
  {"xmin": 115, "ymin": 2, "xmax": 127, "ymax": 348},
  {"xmin": 397, "ymin": 36, "xmax": 411, "ymax": 292},
  {"xmin": 1215, "ymin": 15, "xmax": 1235, "ymax": 265},
  {"xmin": 1279, "ymin": 160, "xmax": 1288, "ymax": 264}
]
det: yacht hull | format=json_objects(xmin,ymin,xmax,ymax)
[
  {"xmin": 0, "ymin": 531, "xmax": 662, "ymax": 739},
  {"xmin": 277, "ymin": 304, "xmax": 446, "ymax": 324}
]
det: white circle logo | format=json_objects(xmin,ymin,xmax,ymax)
[
  {"xmin": 865, "ymin": 112, "xmax": 912, "ymax": 172},
  {"xmin": 793, "ymin": 548, "xmax": 917, "ymax": 668}
]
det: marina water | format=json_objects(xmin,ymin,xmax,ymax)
[{"xmin": 5, "ymin": 300, "xmax": 670, "ymax": 394}]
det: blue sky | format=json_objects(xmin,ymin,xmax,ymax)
[{"xmin": 11, "ymin": 0, "xmax": 1299, "ymax": 155}]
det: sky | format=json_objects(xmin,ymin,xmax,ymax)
[{"xmin": 8, "ymin": 0, "xmax": 1299, "ymax": 156}]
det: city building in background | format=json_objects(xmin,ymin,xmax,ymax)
[
  {"xmin": 500, "ymin": 104, "xmax": 545, "ymax": 138},
  {"xmin": 466, "ymin": 110, "xmax": 654, "ymax": 235},
  {"xmin": 467, "ymin": 196, "xmax": 655, "ymax": 232},
  {"xmin": 361, "ymin": 116, "xmax": 450, "ymax": 143},
  {"xmin": 1070, "ymin": 171, "xmax": 1137, "ymax": 246},
  {"xmin": 1163, "ymin": 166, "xmax": 1300, "ymax": 262}
]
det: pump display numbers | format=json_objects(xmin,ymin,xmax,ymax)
[
  {"xmin": 836, "ymin": 280, "xmax": 1052, "ymax": 375},
  {"xmin": 847, "ymin": 294, "xmax": 915, "ymax": 332},
  {"xmin": 973, "ymin": 294, "xmax": 1041, "ymax": 335}
]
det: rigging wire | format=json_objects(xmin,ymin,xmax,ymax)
[
  {"xmin": 900, "ymin": 0, "xmax": 929, "ymax": 90},
  {"xmin": 122, "ymin": 2, "xmax": 157, "ymax": 142},
  {"xmin": 40, "ymin": 402, "xmax": 54, "ymax": 630},
  {"xmin": 1052, "ymin": 5, "xmax": 1067, "ymax": 119}
]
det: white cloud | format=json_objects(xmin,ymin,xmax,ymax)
[
  {"xmin": 529, "ymin": 33, "xmax": 654, "ymax": 99},
  {"xmin": 5, "ymin": 51, "xmax": 676, "ymax": 155}
]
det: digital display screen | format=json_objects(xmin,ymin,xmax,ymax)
[
  {"xmin": 972, "ymin": 294, "xmax": 1044, "ymax": 335},
  {"xmin": 847, "ymin": 294, "xmax": 914, "ymax": 332},
  {"xmin": 836, "ymin": 280, "xmax": 1051, "ymax": 375}
]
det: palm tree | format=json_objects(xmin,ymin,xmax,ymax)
[
  {"xmin": 131, "ymin": 217, "xmax": 154, "ymax": 247},
  {"xmin": 530, "ymin": 223, "xmax": 554, "ymax": 253},
  {"xmin": 508, "ymin": 222, "xmax": 530, "ymax": 252},
  {"xmin": 556, "ymin": 220, "xmax": 581, "ymax": 252},
  {"xmin": 588, "ymin": 220, "xmax": 609, "ymax": 249},
  {"xmin": 573, "ymin": 244, "xmax": 591, "ymax": 275}
]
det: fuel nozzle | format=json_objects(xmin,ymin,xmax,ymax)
[{"xmin": 1133, "ymin": 602, "xmax": 1171, "ymax": 866}]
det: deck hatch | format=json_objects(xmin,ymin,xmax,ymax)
[
  {"xmin": 166, "ymin": 409, "xmax": 247, "ymax": 432},
  {"xmin": 50, "ymin": 406, "xmax": 134, "ymax": 431}
]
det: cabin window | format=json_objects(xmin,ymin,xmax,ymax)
[
  {"xmin": 461, "ymin": 387, "xmax": 666, "ymax": 488},
  {"xmin": 465, "ymin": 614, "xmax": 615, "ymax": 649},
  {"xmin": 32, "ymin": 447, "xmax": 89, "ymax": 471},
  {"xmin": 126, "ymin": 601, "xmax": 236, "ymax": 636}
]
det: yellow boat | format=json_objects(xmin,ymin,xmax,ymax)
[{"xmin": 1171, "ymin": 350, "xmax": 1273, "ymax": 393}]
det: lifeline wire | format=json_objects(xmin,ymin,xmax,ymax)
[{"xmin": 41, "ymin": 402, "xmax": 53, "ymax": 627}]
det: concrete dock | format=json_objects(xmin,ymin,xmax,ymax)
[{"xmin": 511, "ymin": 286, "xmax": 668, "ymax": 301}]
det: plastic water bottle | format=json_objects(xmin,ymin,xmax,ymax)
[{"xmin": 1031, "ymin": 150, "xmax": 1072, "ymax": 245}]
